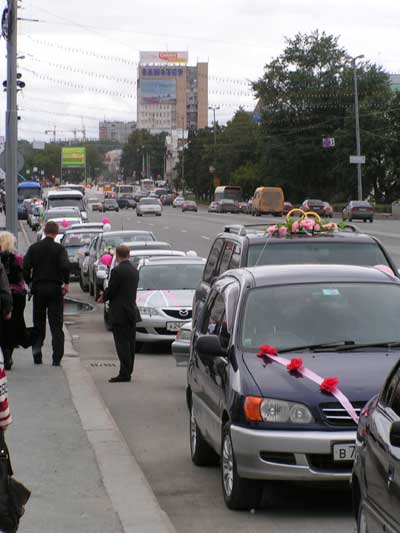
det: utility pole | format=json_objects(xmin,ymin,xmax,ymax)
[
  {"xmin": 208, "ymin": 105, "xmax": 220, "ymax": 179},
  {"xmin": 5, "ymin": 0, "xmax": 18, "ymax": 238},
  {"xmin": 352, "ymin": 55, "xmax": 364, "ymax": 201}
]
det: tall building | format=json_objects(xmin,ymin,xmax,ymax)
[
  {"xmin": 137, "ymin": 51, "xmax": 208, "ymax": 133},
  {"xmin": 99, "ymin": 121, "xmax": 136, "ymax": 144}
]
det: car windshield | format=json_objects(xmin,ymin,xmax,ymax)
[
  {"xmin": 47, "ymin": 198, "xmax": 84, "ymax": 209},
  {"xmin": 101, "ymin": 233, "xmax": 154, "ymax": 251},
  {"xmin": 247, "ymin": 241, "xmax": 390, "ymax": 268},
  {"xmin": 241, "ymin": 282, "xmax": 400, "ymax": 352},
  {"xmin": 140, "ymin": 198, "xmax": 159, "ymax": 205},
  {"xmin": 63, "ymin": 232, "xmax": 98, "ymax": 247},
  {"xmin": 44, "ymin": 210, "xmax": 80, "ymax": 221},
  {"xmin": 138, "ymin": 264, "xmax": 204, "ymax": 290}
]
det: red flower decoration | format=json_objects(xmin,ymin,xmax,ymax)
[
  {"xmin": 320, "ymin": 377, "xmax": 340, "ymax": 393},
  {"xmin": 287, "ymin": 358, "xmax": 303, "ymax": 372},
  {"xmin": 257, "ymin": 344, "xmax": 278, "ymax": 358}
]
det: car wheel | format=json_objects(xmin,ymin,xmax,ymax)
[
  {"xmin": 221, "ymin": 424, "xmax": 262, "ymax": 510},
  {"xmin": 79, "ymin": 274, "xmax": 88, "ymax": 293},
  {"xmin": 370, "ymin": 218, "xmax": 373, "ymax": 223},
  {"xmin": 190, "ymin": 404, "xmax": 219, "ymax": 466},
  {"xmin": 356, "ymin": 505, "xmax": 367, "ymax": 533}
]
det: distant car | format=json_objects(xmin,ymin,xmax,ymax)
[
  {"xmin": 342, "ymin": 201, "xmax": 374, "ymax": 223},
  {"xmin": 182, "ymin": 200, "xmax": 198, "ymax": 212},
  {"xmin": 238, "ymin": 202, "xmax": 250, "ymax": 214},
  {"xmin": 102, "ymin": 198, "xmax": 119, "ymax": 212},
  {"xmin": 172, "ymin": 322, "xmax": 192, "ymax": 367},
  {"xmin": 208, "ymin": 201, "xmax": 219, "ymax": 213},
  {"xmin": 91, "ymin": 201, "xmax": 104, "ymax": 212},
  {"xmin": 117, "ymin": 195, "xmax": 136, "ymax": 210},
  {"xmin": 301, "ymin": 199, "xmax": 326, "ymax": 215},
  {"xmin": 323, "ymin": 202, "xmax": 334, "ymax": 218},
  {"xmin": 161, "ymin": 194, "xmax": 174, "ymax": 206},
  {"xmin": 216, "ymin": 199, "xmax": 239, "ymax": 214},
  {"xmin": 173, "ymin": 196, "xmax": 185, "ymax": 208},
  {"xmin": 137, "ymin": 197, "xmax": 162, "ymax": 217},
  {"xmin": 61, "ymin": 229, "xmax": 103, "ymax": 279},
  {"xmin": 283, "ymin": 201, "xmax": 294, "ymax": 215},
  {"xmin": 352, "ymin": 359, "xmax": 400, "ymax": 533}
]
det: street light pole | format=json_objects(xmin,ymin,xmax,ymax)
[
  {"xmin": 352, "ymin": 55, "xmax": 364, "ymax": 201},
  {"xmin": 5, "ymin": 0, "xmax": 18, "ymax": 238}
]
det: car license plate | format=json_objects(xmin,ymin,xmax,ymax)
[
  {"xmin": 333, "ymin": 442, "xmax": 356, "ymax": 462},
  {"xmin": 167, "ymin": 322, "xmax": 186, "ymax": 332}
]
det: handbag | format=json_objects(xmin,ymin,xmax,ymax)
[{"xmin": 0, "ymin": 433, "xmax": 30, "ymax": 533}]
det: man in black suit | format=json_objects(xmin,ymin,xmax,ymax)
[
  {"xmin": 23, "ymin": 221, "xmax": 70, "ymax": 366},
  {"xmin": 98, "ymin": 245, "xmax": 139, "ymax": 383}
]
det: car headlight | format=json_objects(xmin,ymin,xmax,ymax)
[
  {"xmin": 138, "ymin": 306, "xmax": 161, "ymax": 317},
  {"xmin": 244, "ymin": 397, "xmax": 314, "ymax": 424}
]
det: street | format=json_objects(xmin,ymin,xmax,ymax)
[{"xmin": 24, "ymin": 205, "xmax": 400, "ymax": 533}]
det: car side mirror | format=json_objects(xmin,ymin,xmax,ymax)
[
  {"xmin": 196, "ymin": 335, "xmax": 226, "ymax": 358},
  {"xmin": 390, "ymin": 421, "xmax": 400, "ymax": 447}
]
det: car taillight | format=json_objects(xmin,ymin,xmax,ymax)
[
  {"xmin": 352, "ymin": 207, "xmax": 357, "ymax": 212},
  {"xmin": 322, "ymin": 206, "xmax": 326, "ymax": 211}
]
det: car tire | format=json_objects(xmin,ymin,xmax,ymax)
[
  {"xmin": 370, "ymin": 218, "xmax": 373, "ymax": 223},
  {"xmin": 190, "ymin": 404, "xmax": 219, "ymax": 467},
  {"xmin": 221, "ymin": 423, "xmax": 262, "ymax": 511},
  {"xmin": 356, "ymin": 504, "xmax": 367, "ymax": 533}
]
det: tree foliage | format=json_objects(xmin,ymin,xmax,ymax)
[
  {"xmin": 121, "ymin": 129, "xmax": 167, "ymax": 180},
  {"xmin": 181, "ymin": 30, "xmax": 400, "ymax": 203}
]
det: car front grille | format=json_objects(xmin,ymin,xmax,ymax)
[
  {"xmin": 163, "ymin": 309, "xmax": 192, "ymax": 320},
  {"xmin": 307, "ymin": 454, "xmax": 353, "ymax": 472},
  {"xmin": 320, "ymin": 401, "xmax": 365, "ymax": 427}
]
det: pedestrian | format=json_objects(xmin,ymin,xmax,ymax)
[
  {"xmin": 23, "ymin": 221, "xmax": 70, "ymax": 366},
  {"xmin": 0, "ymin": 232, "xmax": 30, "ymax": 370},
  {"xmin": 97, "ymin": 244, "xmax": 139, "ymax": 383}
]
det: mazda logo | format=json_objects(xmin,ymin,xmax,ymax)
[{"xmin": 179, "ymin": 309, "xmax": 189, "ymax": 317}]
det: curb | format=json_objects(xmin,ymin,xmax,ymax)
[{"xmin": 62, "ymin": 328, "xmax": 176, "ymax": 533}]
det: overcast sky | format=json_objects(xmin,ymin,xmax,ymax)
[{"xmin": 1, "ymin": 0, "xmax": 399, "ymax": 141}]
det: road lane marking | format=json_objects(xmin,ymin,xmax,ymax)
[{"xmin": 201, "ymin": 236, "xmax": 211, "ymax": 240}]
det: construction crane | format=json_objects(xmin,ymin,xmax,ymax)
[{"xmin": 45, "ymin": 125, "xmax": 87, "ymax": 143}]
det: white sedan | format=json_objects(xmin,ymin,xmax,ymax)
[{"xmin": 136, "ymin": 198, "xmax": 162, "ymax": 217}]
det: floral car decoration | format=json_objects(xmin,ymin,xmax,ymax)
[
  {"xmin": 257, "ymin": 344, "xmax": 359, "ymax": 424},
  {"xmin": 266, "ymin": 208, "xmax": 346, "ymax": 237}
]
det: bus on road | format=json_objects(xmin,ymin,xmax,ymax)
[
  {"xmin": 140, "ymin": 178, "xmax": 155, "ymax": 193},
  {"xmin": 214, "ymin": 185, "xmax": 243, "ymax": 203},
  {"xmin": 18, "ymin": 181, "xmax": 42, "ymax": 220}
]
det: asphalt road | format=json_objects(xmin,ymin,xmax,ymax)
[{"xmin": 27, "ymin": 204, "xmax": 400, "ymax": 532}]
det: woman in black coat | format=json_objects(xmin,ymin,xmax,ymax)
[{"xmin": 0, "ymin": 232, "xmax": 29, "ymax": 370}]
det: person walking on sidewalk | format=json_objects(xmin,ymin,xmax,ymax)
[
  {"xmin": 97, "ymin": 245, "xmax": 139, "ymax": 383},
  {"xmin": 23, "ymin": 221, "xmax": 70, "ymax": 366},
  {"xmin": 0, "ymin": 232, "xmax": 30, "ymax": 371}
]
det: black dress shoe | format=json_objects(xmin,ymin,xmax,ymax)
[
  {"xmin": 52, "ymin": 361, "xmax": 61, "ymax": 367},
  {"xmin": 33, "ymin": 353, "xmax": 43, "ymax": 365},
  {"xmin": 108, "ymin": 375, "xmax": 131, "ymax": 383},
  {"xmin": 4, "ymin": 359, "xmax": 13, "ymax": 371}
]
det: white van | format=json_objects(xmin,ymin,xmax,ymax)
[{"xmin": 46, "ymin": 190, "xmax": 88, "ymax": 221}]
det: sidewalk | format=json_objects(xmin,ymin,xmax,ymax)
[{"xmin": 6, "ymin": 339, "xmax": 124, "ymax": 533}]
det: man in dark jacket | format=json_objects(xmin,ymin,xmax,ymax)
[
  {"xmin": 98, "ymin": 245, "xmax": 139, "ymax": 382},
  {"xmin": 23, "ymin": 221, "xmax": 70, "ymax": 366}
]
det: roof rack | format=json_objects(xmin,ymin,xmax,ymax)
[{"xmin": 224, "ymin": 223, "xmax": 273, "ymax": 236}]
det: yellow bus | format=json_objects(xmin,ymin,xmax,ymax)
[{"xmin": 251, "ymin": 187, "xmax": 284, "ymax": 216}]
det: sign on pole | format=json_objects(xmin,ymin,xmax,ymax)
[
  {"xmin": 322, "ymin": 137, "xmax": 335, "ymax": 148},
  {"xmin": 350, "ymin": 155, "xmax": 366, "ymax": 165},
  {"xmin": 61, "ymin": 147, "xmax": 86, "ymax": 168}
]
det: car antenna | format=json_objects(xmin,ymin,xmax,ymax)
[{"xmin": 255, "ymin": 233, "xmax": 272, "ymax": 266}]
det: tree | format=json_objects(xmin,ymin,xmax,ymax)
[
  {"xmin": 121, "ymin": 129, "xmax": 167, "ymax": 181},
  {"xmin": 253, "ymin": 30, "xmax": 393, "ymax": 202}
]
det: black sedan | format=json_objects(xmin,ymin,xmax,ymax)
[
  {"xmin": 352, "ymin": 360, "xmax": 400, "ymax": 532},
  {"xmin": 187, "ymin": 264, "xmax": 400, "ymax": 510},
  {"xmin": 117, "ymin": 195, "xmax": 136, "ymax": 210}
]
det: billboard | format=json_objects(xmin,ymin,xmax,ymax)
[
  {"xmin": 140, "ymin": 51, "xmax": 188, "ymax": 64},
  {"xmin": 141, "ymin": 79, "xmax": 176, "ymax": 105},
  {"xmin": 61, "ymin": 147, "xmax": 86, "ymax": 168}
]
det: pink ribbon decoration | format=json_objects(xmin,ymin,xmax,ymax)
[{"xmin": 257, "ymin": 347, "xmax": 359, "ymax": 424}]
